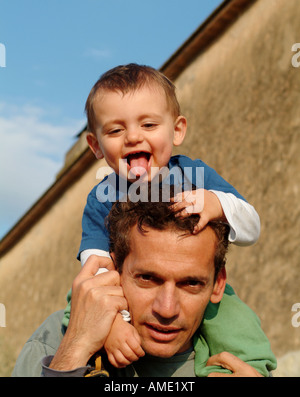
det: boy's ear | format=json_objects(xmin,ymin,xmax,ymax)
[
  {"xmin": 173, "ymin": 116, "xmax": 187, "ymax": 147},
  {"xmin": 210, "ymin": 267, "xmax": 227, "ymax": 304},
  {"xmin": 86, "ymin": 132, "xmax": 104, "ymax": 159}
]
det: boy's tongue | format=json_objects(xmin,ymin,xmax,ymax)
[{"xmin": 128, "ymin": 153, "xmax": 149, "ymax": 177}]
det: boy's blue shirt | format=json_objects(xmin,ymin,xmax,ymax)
[{"xmin": 79, "ymin": 155, "xmax": 245, "ymax": 259}]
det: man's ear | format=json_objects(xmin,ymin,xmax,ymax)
[
  {"xmin": 86, "ymin": 132, "xmax": 104, "ymax": 159},
  {"xmin": 173, "ymin": 115, "xmax": 187, "ymax": 147},
  {"xmin": 210, "ymin": 267, "xmax": 227, "ymax": 304}
]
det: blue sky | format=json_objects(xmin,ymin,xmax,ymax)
[{"xmin": 0, "ymin": 0, "xmax": 223, "ymax": 239}]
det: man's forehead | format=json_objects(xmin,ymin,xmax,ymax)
[
  {"xmin": 129, "ymin": 223, "xmax": 217, "ymax": 243},
  {"xmin": 126, "ymin": 224, "xmax": 217, "ymax": 271}
]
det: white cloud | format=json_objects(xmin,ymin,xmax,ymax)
[
  {"xmin": 0, "ymin": 102, "xmax": 85, "ymax": 238},
  {"xmin": 84, "ymin": 47, "xmax": 112, "ymax": 60}
]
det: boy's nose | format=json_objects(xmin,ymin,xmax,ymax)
[{"xmin": 124, "ymin": 128, "xmax": 143, "ymax": 145}]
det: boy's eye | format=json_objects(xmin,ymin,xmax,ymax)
[
  {"xmin": 108, "ymin": 128, "xmax": 122, "ymax": 134},
  {"xmin": 143, "ymin": 123, "xmax": 157, "ymax": 129}
]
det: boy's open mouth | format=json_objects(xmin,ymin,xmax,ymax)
[{"xmin": 125, "ymin": 152, "xmax": 151, "ymax": 178}]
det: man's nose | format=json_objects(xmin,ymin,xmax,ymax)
[
  {"xmin": 152, "ymin": 283, "xmax": 180, "ymax": 320},
  {"xmin": 124, "ymin": 127, "xmax": 143, "ymax": 145}
]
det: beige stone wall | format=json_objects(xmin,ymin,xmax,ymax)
[
  {"xmin": 0, "ymin": 158, "xmax": 105, "ymax": 375},
  {"xmin": 173, "ymin": 0, "xmax": 300, "ymax": 361},
  {"xmin": 0, "ymin": 0, "xmax": 299, "ymax": 376}
]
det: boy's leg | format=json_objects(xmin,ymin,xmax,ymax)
[
  {"xmin": 61, "ymin": 288, "xmax": 72, "ymax": 328},
  {"xmin": 193, "ymin": 284, "xmax": 277, "ymax": 377}
]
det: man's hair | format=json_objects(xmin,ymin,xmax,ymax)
[
  {"xmin": 107, "ymin": 198, "xmax": 230, "ymax": 282},
  {"xmin": 85, "ymin": 63, "xmax": 181, "ymax": 134}
]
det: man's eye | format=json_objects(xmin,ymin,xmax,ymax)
[
  {"xmin": 136, "ymin": 274, "xmax": 157, "ymax": 286},
  {"xmin": 187, "ymin": 280, "xmax": 200, "ymax": 287},
  {"xmin": 180, "ymin": 280, "xmax": 204, "ymax": 292},
  {"xmin": 140, "ymin": 274, "xmax": 153, "ymax": 281}
]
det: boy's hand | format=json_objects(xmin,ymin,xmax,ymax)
[
  {"xmin": 104, "ymin": 313, "xmax": 145, "ymax": 368},
  {"xmin": 171, "ymin": 189, "xmax": 226, "ymax": 234}
]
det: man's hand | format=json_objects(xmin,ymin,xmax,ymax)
[
  {"xmin": 206, "ymin": 352, "xmax": 263, "ymax": 377},
  {"xmin": 49, "ymin": 259, "xmax": 128, "ymax": 371},
  {"xmin": 86, "ymin": 254, "xmax": 116, "ymax": 271}
]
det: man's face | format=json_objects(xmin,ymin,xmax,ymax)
[
  {"xmin": 119, "ymin": 225, "xmax": 226, "ymax": 358},
  {"xmin": 87, "ymin": 84, "xmax": 186, "ymax": 181}
]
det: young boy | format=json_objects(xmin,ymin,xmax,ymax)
[{"xmin": 63, "ymin": 64, "xmax": 276, "ymax": 376}]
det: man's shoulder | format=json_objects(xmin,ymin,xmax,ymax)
[
  {"xmin": 12, "ymin": 310, "xmax": 65, "ymax": 377},
  {"xmin": 28, "ymin": 310, "xmax": 65, "ymax": 344}
]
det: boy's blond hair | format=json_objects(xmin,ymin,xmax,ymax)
[{"xmin": 85, "ymin": 63, "xmax": 181, "ymax": 134}]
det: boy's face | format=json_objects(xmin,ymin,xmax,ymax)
[{"xmin": 86, "ymin": 85, "xmax": 186, "ymax": 181}]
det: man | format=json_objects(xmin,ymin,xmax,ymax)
[{"xmin": 12, "ymin": 198, "xmax": 272, "ymax": 377}]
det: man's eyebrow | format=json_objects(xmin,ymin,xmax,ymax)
[
  {"xmin": 134, "ymin": 268, "xmax": 160, "ymax": 277},
  {"xmin": 134, "ymin": 268, "xmax": 209, "ymax": 284}
]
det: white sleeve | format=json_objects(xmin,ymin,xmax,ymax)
[
  {"xmin": 209, "ymin": 190, "xmax": 261, "ymax": 246},
  {"xmin": 80, "ymin": 249, "xmax": 111, "ymax": 266}
]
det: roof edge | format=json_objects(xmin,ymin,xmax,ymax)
[{"xmin": 161, "ymin": 0, "xmax": 256, "ymax": 80}]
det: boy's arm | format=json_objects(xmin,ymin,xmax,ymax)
[
  {"xmin": 174, "ymin": 158, "xmax": 261, "ymax": 246},
  {"xmin": 78, "ymin": 184, "xmax": 112, "ymax": 260},
  {"xmin": 172, "ymin": 189, "xmax": 260, "ymax": 246},
  {"xmin": 104, "ymin": 313, "xmax": 145, "ymax": 368},
  {"xmin": 198, "ymin": 159, "xmax": 260, "ymax": 245},
  {"xmin": 210, "ymin": 191, "xmax": 260, "ymax": 246}
]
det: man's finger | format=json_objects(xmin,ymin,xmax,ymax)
[
  {"xmin": 207, "ymin": 372, "xmax": 233, "ymax": 377},
  {"xmin": 72, "ymin": 268, "xmax": 121, "ymax": 297},
  {"xmin": 206, "ymin": 352, "xmax": 242, "ymax": 371},
  {"xmin": 77, "ymin": 255, "xmax": 105, "ymax": 279},
  {"xmin": 206, "ymin": 352, "xmax": 263, "ymax": 377}
]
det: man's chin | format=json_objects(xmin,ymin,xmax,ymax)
[{"xmin": 141, "ymin": 341, "xmax": 184, "ymax": 358}]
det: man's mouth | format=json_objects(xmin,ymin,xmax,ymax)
[
  {"xmin": 145, "ymin": 323, "xmax": 181, "ymax": 342},
  {"xmin": 125, "ymin": 152, "xmax": 151, "ymax": 178}
]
